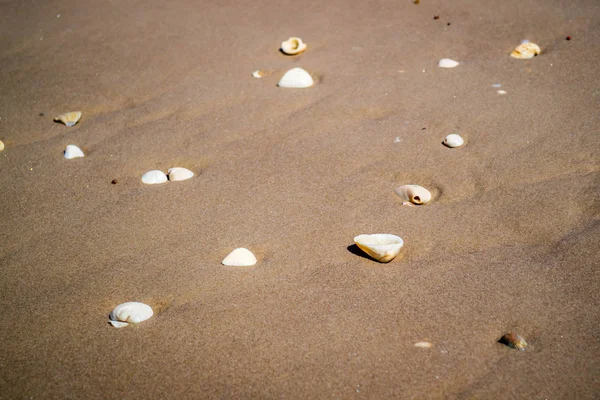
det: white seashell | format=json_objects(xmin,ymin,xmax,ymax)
[
  {"xmin": 438, "ymin": 58, "xmax": 460, "ymax": 68},
  {"xmin": 414, "ymin": 341, "xmax": 433, "ymax": 348},
  {"xmin": 64, "ymin": 144, "xmax": 84, "ymax": 159},
  {"xmin": 167, "ymin": 167, "xmax": 194, "ymax": 181},
  {"xmin": 281, "ymin": 37, "xmax": 307, "ymax": 55},
  {"xmin": 354, "ymin": 234, "xmax": 404, "ymax": 263},
  {"xmin": 54, "ymin": 111, "xmax": 82, "ymax": 127},
  {"xmin": 497, "ymin": 90, "xmax": 507, "ymax": 95},
  {"xmin": 142, "ymin": 170, "xmax": 168, "ymax": 185},
  {"xmin": 0, "ymin": 140, "xmax": 4, "ymax": 151},
  {"xmin": 222, "ymin": 248, "xmax": 257, "ymax": 267},
  {"xmin": 278, "ymin": 68, "xmax": 314, "ymax": 88},
  {"xmin": 394, "ymin": 185, "xmax": 432, "ymax": 205},
  {"xmin": 510, "ymin": 42, "xmax": 540, "ymax": 59},
  {"xmin": 252, "ymin": 70, "xmax": 264, "ymax": 78},
  {"xmin": 443, "ymin": 133, "xmax": 464, "ymax": 148},
  {"xmin": 109, "ymin": 302, "xmax": 153, "ymax": 328}
]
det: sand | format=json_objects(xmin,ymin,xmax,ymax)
[{"xmin": 1, "ymin": 0, "xmax": 599, "ymax": 398}]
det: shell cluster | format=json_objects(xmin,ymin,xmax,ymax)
[
  {"xmin": 281, "ymin": 37, "xmax": 307, "ymax": 55},
  {"xmin": 354, "ymin": 234, "xmax": 404, "ymax": 263},
  {"xmin": 54, "ymin": 111, "xmax": 82, "ymax": 127},
  {"xmin": 510, "ymin": 42, "xmax": 541, "ymax": 59},
  {"xmin": 109, "ymin": 302, "xmax": 153, "ymax": 328},
  {"xmin": 142, "ymin": 167, "xmax": 194, "ymax": 184}
]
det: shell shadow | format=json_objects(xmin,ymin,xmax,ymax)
[{"xmin": 347, "ymin": 244, "xmax": 373, "ymax": 261}]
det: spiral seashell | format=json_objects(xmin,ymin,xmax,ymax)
[
  {"xmin": 54, "ymin": 111, "xmax": 82, "ymax": 127},
  {"xmin": 281, "ymin": 37, "xmax": 307, "ymax": 55},
  {"xmin": 394, "ymin": 185, "xmax": 432, "ymax": 205},
  {"xmin": 109, "ymin": 302, "xmax": 153, "ymax": 328},
  {"xmin": 510, "ymin": 42, "xmax": 540, "ymax": 59},
  {"xmin": 353, "ymin": 234, "xmax": 404, "ymax": 263}
]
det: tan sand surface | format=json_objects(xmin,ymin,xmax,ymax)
[{"xmin": 1, "ymin": 0, "xmax": 599, "ymax": 398}]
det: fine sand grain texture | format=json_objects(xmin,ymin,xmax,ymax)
[{"xmin": 1, "ymin": 0, "xmax": 599, "ymax": 398}]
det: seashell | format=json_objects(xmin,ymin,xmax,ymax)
[
  {"xmin": 109, "ymin": 302, "xmax": 153, "ymax": 328},
  {"xmin": 54, "ymin": 111, "xmax": 82, "ymax": 127},
  {"xmin": 278, "ymin": 67, "xmax": 314, "ymax": 89},
  {"xmin": 510, "ymin": 42, "xmax": 540, "ymax": 59},
  {"xmin": 498, "ymin": 333, "xmax": 528, "ymax": 351},
  {"xmin": 141, "ymin": 170, "xmax": 168, "ymax": 185},
  {"xmin": 394, "ymin": 185, "xmax": 432, "ymax": 205},
  {"xmin": 281, "ymin": 37, "xmax": 307, "ymax": 55},
  {"xmin": 222, "ymin": 248, "xmax": 257, "ymax": 267},
  {"xmin": 0, "ymin": 140, "xmax": 4, "ymax": 151},
  {"xmin": 414, "ymin": 341, "xmax": 433, "ymax": 348},
  {"xmin": 443, "ymin": 133, "xmax": 464, "ymax": 148},
  {"xmin": 64, "ymin": 144, "xmax": 84, "ymax": 159},
  {"xmin": 353, "ymin": 234, "xmax": 404, "ymax": 263},
  {"xmin": 497, "ymin": 90, "xmax": 507, "ymax": 95},
  {"xmin": 438, "ymin": 58, "xmax": 459, "ymax": 68},
  {"xmin": 252, "ymin": 70, "xmax": 264, "ymax": 78},
  {"xmin": 167, "ymin": 167, "xmax": 194, "ymax": 182}
]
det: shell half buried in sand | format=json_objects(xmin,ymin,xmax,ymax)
[
  {"xmin": 395, "ymin": 185, "xmax": 432, "ymax": 205},
  {"xmin": 54, "ymin": 111, "xmax": 82, "ymax": 127},
  {"xmin": 438, "ymin": 58, "xmax": 460, "ymax": 68},
  {"xmin": 222, "ymin": 248, "xmax": 257, "ymax": 267},
  {"xmin": 278, "ymin": 68, "xmax": 314, "ymax": 88},
  {"xmin": 510, "ymin": 42, "xmax": 541, "ymax": 59},
  {"xmin": 354, "ymin": 234, "xmax": 404, "ymax": 263},
  {"xmin": 498, "ymin": 333, "xmax": 528, "ymax": 351},
  {"xmin": 0, "ymin": 140, "xmax": 5, "ymax": 151},
  {"xmin": 167, "ymin": 167, "xmax": 194, "ymax": 181},
  {"xmin": 109, "ymin": 302, "xmax": 153, "ymax": 328},
  {"xmin": 443, "ymin": 133, "xmax": 464, "ymax": 148},
  {"xmin": 64, "ymin": 144, "xmax": 84, "ymax": 159},
  {"xmin": 281, "ymin": 37, "xmax": 307, "ymax": 55},
  {"xmin": 142, "ymin": 170, "xmax": 168, "ymax": 185}
]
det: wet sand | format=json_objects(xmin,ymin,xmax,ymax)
[{"xmin": 0, "ymin": 0, "xmax": 599, "ymax": 398}]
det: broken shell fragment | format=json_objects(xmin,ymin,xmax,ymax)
[
  {"xmin": 141, "ymin": 170, "xmax": 168, "ymax": 185},
  {"xmin": 414, "ymin": 341, "xmax": 433, "ymax": 348},
  {"xmin": 498, "ymin": 333, "xmax": 528, "ymax": 350},
  {"xmin": 252, "ymin": 70, "xmax": 264, "ymax": 78},
  {"xmin": 510, "ymin": 42, "xmax": 540, "ymax": 59},
  {"xmin": 353, "ymin": 234, "xmax": 404, "ymax": 263},
  {"xmin": 443, "ymin": 133, "xmax": 464, "ymax": 148},
  {"xmin": 64, "ymin": 144, "xmax": 84, "ymax": 159},
  {"xmin": 438, "ymin": 58, "xmax": 459, "ymax": 68},
  {"xmin": 0, "ymin": 140, "xmax": 4, "ymax": 151},
  {"xmin": 109, "ymin": 302, "xmax": 153, "ymax": 328},
  {"xmin": 54, "ymin": 111, "xmax": 82, "ymax": 127},
  {"xmin": 281, "ymin": 37, "xmax": 307, "ymax": 55},
  {"xmin": 167, "ymin": 167, "xmax": 194, "ymax": 181},
  {"xmin": 395, "ymin": 185, "xmax": 432, "ymax": 205},
  {"xmin": 278, "ymin": 67, "xmax": 314, "ymax": 88},
  {"xmin": 222, "ymin": 248, "xmax": 257, "ymax": 267}
]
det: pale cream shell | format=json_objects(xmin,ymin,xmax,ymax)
[
  {"xmin": 281, "ymin": 37, "xmax": 307, "ymax": 55},
  {"xmin": 278, "ymin": 67, "xmax": 314, "ymax": 88},
  {"xmin": 0, "ymin": 140, "xmax": 4, "ymax": 151},
  {"xmin": 438, "ymin": 58, "xmax": 460, "ymax": 68},
  {"xmin": 353, "ymin": 234, "xmax": 404, "ymax": 263},
  {"xmin": 394, "ymin": 185, "xmax": 432, "ymax": 205},
  {"xmin": 510, "ymin": 43, "xmax": 541, "ymax": 59},
  {"xmin": 109, "ymin": 302, "xmax": 153, "ymax": 328},
  {"xmin": 54, "ymin": 111, "xmax": 82, "ymax": 127},
  {"xmin": 222, "ymin": 248, "xmax": 257, "ymax": 267},
  {"xmin": 167, "ymin": 167, "xmax": 194, "ymax": 181},
  {"xmin": 443, "ymin": 134, "xmax": 464, "ymax": 148},
  {"xmin": 64, "ymin": 144, "xmax": 84, "ymax": 159},
  {"xmin": 142, "ymin": 170, "xmax": 168, "ymax": 184}
]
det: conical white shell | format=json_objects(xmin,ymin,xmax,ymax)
[
  {"xmin": 354, "ymin": 234, "xmax": 404, "ymax": 263},
  {"xmin": 64, "ymin": 144, "xmax": 84, "ymax": 159},
  {"xmin": 510, "ymin": 42, "xmax": 540, "ymax": 59},
  {"xmin": 443, "ymin": 134, "xmax": 464, "ymax": 148},
  {"xmin": 54, "ymin": 111, "xmax": 82, "ymax": 127},
  {"xmin": 278, "ymin": 68, "xmax": 314, "ymax": 88},
  {"xmin": 438, "ymin": 58, "xmax": 460, "ymax": 68},
  {"xmin": 281, "ymin": 37, "xmax": 307, "ymax": 55},
  {"xmin": 167, "ymin": 167, "xmax": 194, "ymax": 181},
  {"xmin": 142, "ymin": 170, "xmax": 168, "ymax": 184},
  {"xmin": 222, "ymin": 248, "xmax": 257, "ymax": 267},
  {"xmin": 395, "ymin": 185, "xmax": 432, "ymax": 205},
  {"xmin": 109, "ymin": 302, "xmax": 153, "ymax": 328}
]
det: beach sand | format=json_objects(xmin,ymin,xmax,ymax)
[{"xmin": 1, "ymin": 0, "xmax": 599, "ymax": 398}]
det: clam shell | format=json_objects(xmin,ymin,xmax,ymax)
[
  {"xmin": 222, "ymin": 248, "xmax": 257, "ymax": 267},
  {"xmin": 394, "ymin": 185, "xmax": 432, "ymax": 205},
  {"xmin": 109, "ymin": 302, "xmax": 153, "ymax": 328},
  {"xmin": 0, "ymin": 140, "xmax": 4, "ymax": 151},
  {"xmin": 353, "ymin": 234, "xmax": 404, "ymax": 263},
  {"xmin": 167, "ymin": 167, "xmax": 194, "ymax": 181},
  {"xmin": 278, "ymin": 67, "xmax": 314, "ymax": 88},
  {"xmin": 443, "ymin": 133, "xmax": 464, "ymax": 148},
  {"xmin": 438, "ymin": 58, "xmax": 459, "ymax": 68},
  {"xmin": 281, "ymin": 37, "xmax": 307, "ymax": 55},
  {"xmin": 498, "ymin": 333, "xmax": 528, "ymax": 350},
  {"xmin": 64, "ymin": 144, "xmax": 84, "ymax": 159},
  {"xmin": 54, "ymin": 111, "xmax": 82, "ymax": 127},
  {"xmin": 510, "ymin": 43, "xmax": 540, "ymax": 59},
  {"xmin": 141, "ymin": 170, "xmax": 168, "ymax": 184}
]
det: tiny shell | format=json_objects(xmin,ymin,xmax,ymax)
[
  {"xmin": 414, "ymin": 341, "xmax": 433, "ymax": 348},
  {"xmin": 109, "ymin": 302, "xmax": 153, "ymax": 328},
  {"xmin": 0, "ymin": 140, "xmax": 4, "ymax": 151},
  {"xmin": 54, "ymin": 111, "xmax": 82, "ymax": 127},
  {"xmin": 278, "ymin": 68, "xmax": 314, "ymax": 88},
  {"xmin": 281, "ymin": 37, "xmax": 307, "ymax": 55},
  {"xmin": 438, "ymin": 58, "xmax": 459, "ymax": 68},
  {"xmin": 395, "ymin": 185, "xmax": 432, "ymax": 205},
  {"xmin": 497, "ymin": 90, "xmax": 507, "ymax": 95},
  {"xmin": 141, "ymin": 170, "xmax": 168, "ymax": 184},
  {"xmin": 510, "ymin": 43, "xmax": 540, "ymax": 59},
  {"xmin": 167, "ymin": 167, "xmax": 194, "ymax": 181},
  {"xmin": 252, "ymin": 70, "xmax": 264, "ymax": 78},
  {"xmin": 353, "ymin": 234, "xmax": 404, "ymax": 263},
  {"xmin": 498, "ymin": 333, "xmax": 528, "ymax": 350},
  {"xmin": 64, "ymin": 144, "xmax": 84, "ymax": 159},
  {"xmin": 222, "ymin": 248, "xmax": 257, "ymax": 267},
  {"xmin": 443, "ymin": 133, "xmax": 464, "ymax": 148}
]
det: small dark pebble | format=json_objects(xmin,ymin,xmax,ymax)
[
  {"xmin": 111, "ymin": 179, "xmax": 118, "ymax": 184},
  {"xmin": 39, "ymin": 113, "xmax": 44, "ymax": 117},
  {"xmin": 447, "ymin": 22, "xmax": 451, "ymax": 26},
  {"xmin": 498, "ymin": 333, "xmax": 527, "ymax": 351},
  {"xmin": 422, "ymin": 127, "xmax": 426, "ymax": 130},
  {"xmin": 566, "ymin": 36, "xmax": 571, "ymax": 41},
  {"xmin": 433, "ymin": 15, "xmax": 440, "ymax": 20}
]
